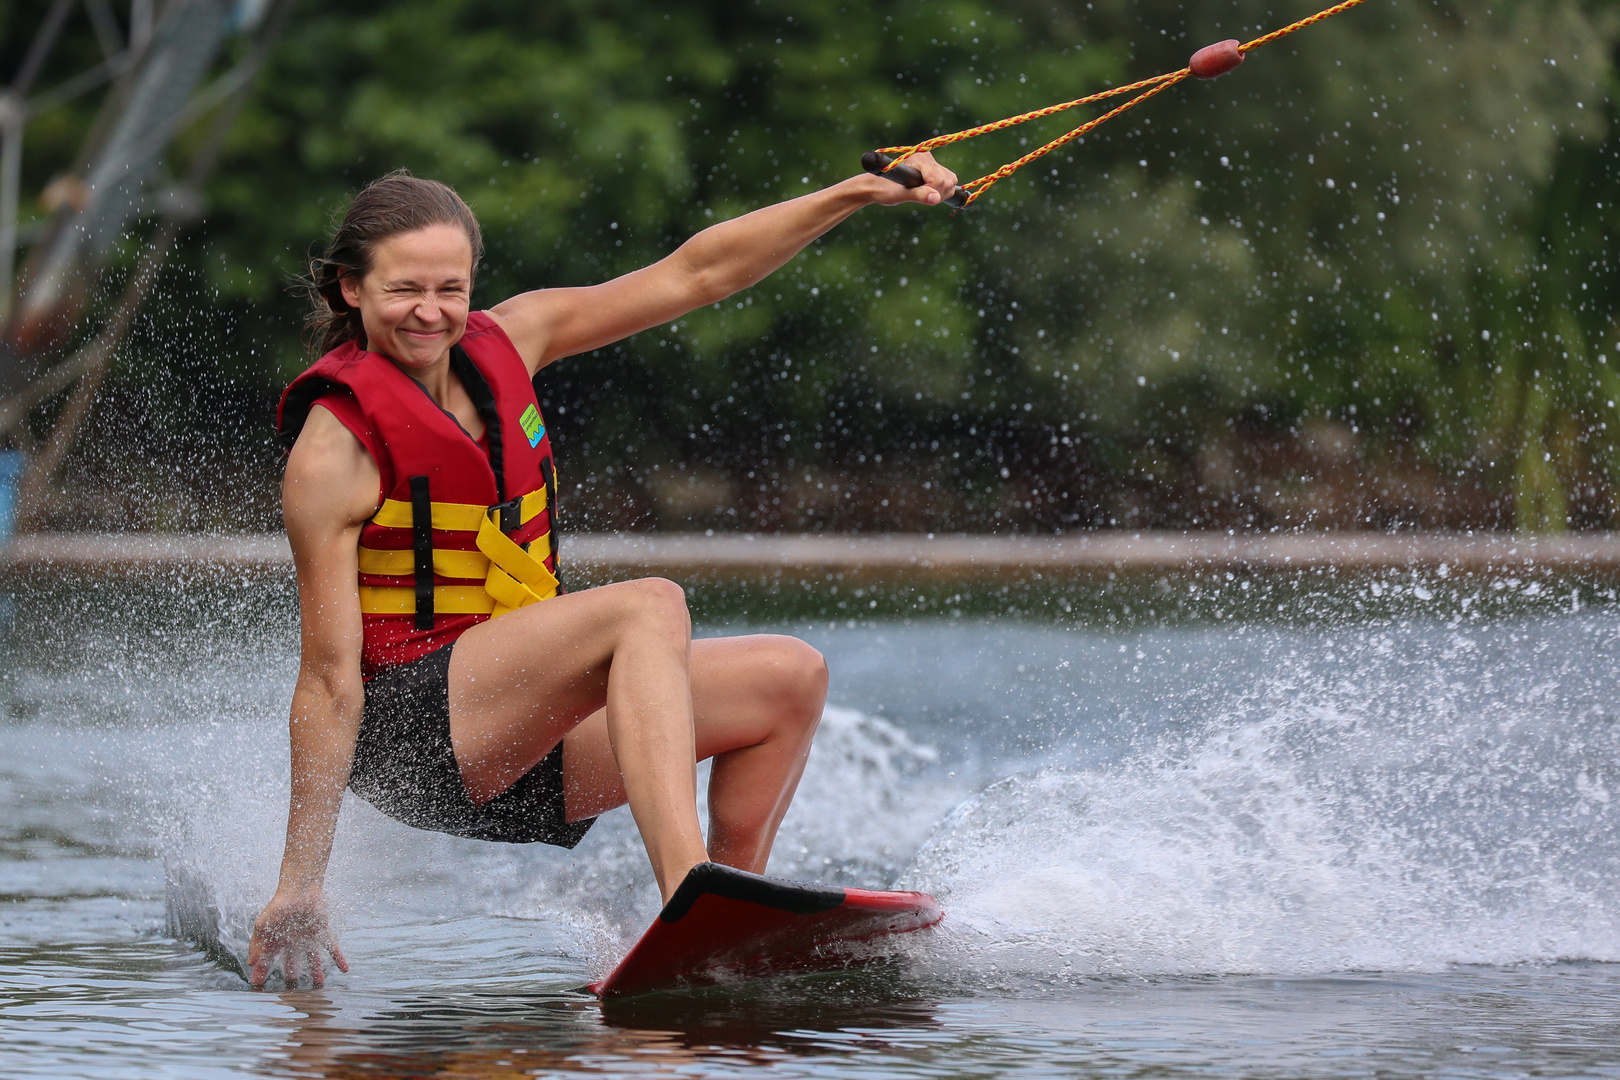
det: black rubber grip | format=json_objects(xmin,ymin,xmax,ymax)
[
  {"xmin": 862, "ymin": 149, "xmax": 925, "ymax": 187},
  {"xmin": 862, "ymin": 151, "xmax": 969, "ymax": 210}
]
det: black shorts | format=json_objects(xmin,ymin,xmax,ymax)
[{"xmin": 349, "ymin": 642, "xmax": 596, "ymax": 847}]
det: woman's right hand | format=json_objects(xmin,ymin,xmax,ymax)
[{"xmin": 247, "ymin": 886, "xmax": 349, "ymax": 989}]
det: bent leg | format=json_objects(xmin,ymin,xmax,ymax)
[
  {"xmin": 563, "ymin": 634, "xmax": 828, "ymax": 874},
  {"xmin": 446, "ymin": 578, "xmax": 706, "ymax": 900}
]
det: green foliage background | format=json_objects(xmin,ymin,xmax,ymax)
[{"xmin": 5, "ymin": 0, "xmax": 1619, "ymax": 531}]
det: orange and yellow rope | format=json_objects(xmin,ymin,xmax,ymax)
[{"xmin": 877, "ymin": 0, "xmax": 1373, "ymax": 207}]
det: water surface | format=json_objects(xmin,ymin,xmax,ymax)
[{"xmin": 4, "ymin": 571, "xmax": 1620, "ymax": 1077}]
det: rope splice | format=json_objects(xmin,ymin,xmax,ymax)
[{"xmin": 863, "ymin": 0, "xmax": 1371, "ymax": 209}]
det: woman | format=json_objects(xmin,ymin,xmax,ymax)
[{"xmin": 247, "ymin": 156, "xmax": 959, "ymax": 988}]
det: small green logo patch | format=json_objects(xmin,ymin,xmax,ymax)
[{"xmin": 519, "ymin": 404, "xmax": 545, "ymax": 448}]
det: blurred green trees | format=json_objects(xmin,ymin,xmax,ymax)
[{"xmin": 5, "ymin": 0, "xmax": 1618, "ymax": 531}]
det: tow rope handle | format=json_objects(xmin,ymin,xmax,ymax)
[
  {"xmin": 861, "ymin": 0, "xmax": 1369, "ymax": 209},
  {"xmin": 862, "ymin": 151, "xmax": 970, "ymax": 210}
]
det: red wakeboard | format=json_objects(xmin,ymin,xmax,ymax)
[{"xmin": 589, "ymin": 862, "xmax": 943, "ymax": 997}]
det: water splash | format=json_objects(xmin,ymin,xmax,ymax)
[
  {"xmin": 900, "ymin": 633, "xmax": 1620, "ymax": 982},
  {"xmin": 152, "ymin": 610, "xmax": 1620, "ymax": 986}
]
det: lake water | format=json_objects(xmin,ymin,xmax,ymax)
[{"xmin": 5, "ymin": 569, "xmax": 1620, "ymax": 1077}]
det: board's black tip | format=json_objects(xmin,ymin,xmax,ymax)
[{"xmin": 659, "ymin": 863, "xmax": 847, "ymax": 923}]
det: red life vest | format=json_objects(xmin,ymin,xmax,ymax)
[{"xmin": 277, "ymin": 312, "xmax": 561, "ymax": 678}]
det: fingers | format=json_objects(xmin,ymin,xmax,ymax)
[
  {"xmin": 245, "ymin": 948, "xmax": 341, "ymax": 991},
  {"xmin": 254, "ymin": 949, "xmax": 288, "ymax": 990},
  {"xmin": 247, "ymin": 935, "xmax": 271, "ymax": 989},
  {"xmin": 867, "ymin": 152, "xmax": 959, "ymax": 208},
  {"xmin": 908, "ymin": 153, "xmax": 958, "ymax": 205}
]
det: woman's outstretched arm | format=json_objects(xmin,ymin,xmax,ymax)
[
  {"xmin": 488, "ymin": 153, "xmax": 958, "ymax": 372},
  {"xmin": 247, "ymin": 405, "xmax": 379, "ymax": 989}
]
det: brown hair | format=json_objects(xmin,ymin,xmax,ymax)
[{"xmin": 302, "ymin": 169, "xmax": 484, "ymax": 355}]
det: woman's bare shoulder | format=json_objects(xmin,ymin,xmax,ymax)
[
  {"xmin": 283, "ymin": 404, "xmax": 381, "ymax": 535},
  {"xmin": 482, "ymin": 299, "xmax": 557, "ymax": 375}
]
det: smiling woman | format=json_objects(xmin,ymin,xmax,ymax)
[{"xmin": 252, "ymin": 162, "xmax": 957, "ymax": 989}]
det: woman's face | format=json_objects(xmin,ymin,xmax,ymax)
[{"xmin": 339, "ymin": 223, "xmax": 474, "ymax": 371}]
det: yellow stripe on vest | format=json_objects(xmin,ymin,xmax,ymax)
[
  {"xmin": 357, "ymin": 546, "xmax": 490, "ymax": 580},
  {"xmin": 370, "ymin": 487, "xmax": 549, "ymax": 532},
  {"xmin": 358, "ymin": 531, "xmax": 555, "ymax": 582},
  {"xmin": 358, "ymin": 584, "xmax": 498, "ymax": 615}
]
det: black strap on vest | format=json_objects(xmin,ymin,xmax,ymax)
[
  {"xmin": 540, "ymin": 457, "xmax": 560, "ymax": 574},
  {"xmin": 531, "ymin": 371, "xmax": 565, "ymax": 593},
  {"xmin": 451, "ymin": 346, "xmax": 506, "ymax": 503},
  {"xmin": 409, "ymin": 474, "xmax": 435, "ymax": 630}
]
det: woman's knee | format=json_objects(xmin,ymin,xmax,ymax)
[
  {"xmin": 760, "ymin": 636, "xmax": 828, "ymax": 734},
  {"xmin": 618, "ymin": 576, "xmax": 691, "ymax": 640}
]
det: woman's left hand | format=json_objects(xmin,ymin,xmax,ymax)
[{"xmin": 866, "ymin": 151, "xmax": 960, "ymax": 207}]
